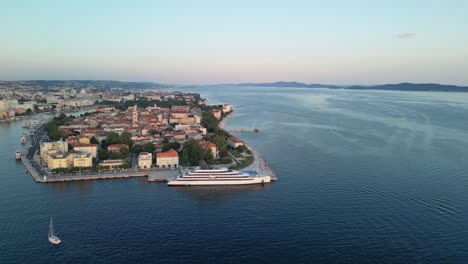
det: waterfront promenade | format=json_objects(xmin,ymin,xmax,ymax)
[
  {"xmin": 219, "ymin": 110, "xmax": 277, "ymax": 180},
  {"xmin": 23, "ymin": 160, "xmax": 179, "ymax": 183},
  {"xmin": 19, "ymin": 114, "xmax": 179, "ymax": 183}
]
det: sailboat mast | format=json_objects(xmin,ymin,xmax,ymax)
[{"xmin": 49, "ymin": 218, "xmax": 53, "ymax": 236}]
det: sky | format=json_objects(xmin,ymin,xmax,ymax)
[{"xmin": 1, "ymin": 0, "xmax": 468, "ymax": 85}]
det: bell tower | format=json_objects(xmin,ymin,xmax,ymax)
[{"xmin": 132, "ymin": 105, "xmax": 138, "ymax": 124}]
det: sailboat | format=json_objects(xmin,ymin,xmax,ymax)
[{"xmin": 48, "ymin": 218, "xmax": 62, "ymax": 245}]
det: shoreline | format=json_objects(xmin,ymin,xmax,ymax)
[
  {"xmin": 218, "ymin": 109, "xmax": 277, "ymax": 179},
  {"xmin": 219, "ymin": 110, "xmax": 236, "ymax": 130}
]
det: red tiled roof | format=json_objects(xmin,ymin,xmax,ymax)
[
  {"xmin": 71, "ymin": 143, "xmax": 97, "ymax": 148},
  {"xmin": 156, "ymin": 149, "xmax": 178, "ymax": 158}
]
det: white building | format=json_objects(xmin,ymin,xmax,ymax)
[
  {"xmin": 156, "ymin": 149, "xmax": 179, "ymax": 168},
  {"xmin": 40, "ymin": 140, "xmax": 69, "ymax": 160},
  {"xmin": 138, "ymin": 152, "xmax": 152, "ymax": 169},
  {"xmin": 222, "ymin": 104, "xmax": 232, "ymax": 113},
  {"xmin": 71, "ymin": 143, "xmax": 98, "ymax": 158}
]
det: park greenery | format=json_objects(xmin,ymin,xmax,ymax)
[
  {"xmin": 162, "ymin": 142, "xmax": 180, "ymax": 152},
  {"xmin": 130, "ymin": 142, "xmax": 156, "ymax": 155},
  {"xmin": 101, "ymin": 132, "xmax": 133, "ymax": 149},
  {"xmin": 45, "ymin": 113, "xmax": 74, "ymax": 140},
  {"xmin": 181, "ymin": 139, "xmax": 214, "ymax": 166},
  {"xmin": 51, "ymin": 166, "xmax": 92, "ymax": 174},
  {"xmin": 230, "ymin": 156, "xmax": 254, "ymax": 170}
]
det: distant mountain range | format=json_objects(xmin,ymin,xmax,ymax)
[
  {"xmin": 0, "ymin": 80, "xmax": 173, "ymax": 90},
  {"xmin": 230, "ymin": 81, "xmax": 468, "ymax": 92},
  {"xmin": 3, "ymin": 80, "xmax": 468, "ymax": 92}
]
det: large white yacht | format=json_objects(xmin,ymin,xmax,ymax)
[{"xmin": 167, "ymin": 167, "xmax": 271, "ymax": 186}]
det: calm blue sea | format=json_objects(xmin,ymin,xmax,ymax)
[{"xmin": 1, "ymin": 86, "xmax": 467, "ymax": 263}]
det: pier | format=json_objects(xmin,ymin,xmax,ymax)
[
  {"xmin": 244, "ymin": 144, "xmax": 277, "ymax": 181},
  {"xmin": 22, "ymin": 154, "xmax": 179, "ymax": 183},
  {"xmin": 227, "ymin": 128, "xmax": 260, "ymax": 133}
]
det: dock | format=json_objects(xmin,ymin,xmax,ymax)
[
  {"xmin": 227, "ymin": 128, "xmax": 260, "ymax": 133},
  {"xmin": 23, "ymin": 160, "xmax": 179, "ymax": 183}
]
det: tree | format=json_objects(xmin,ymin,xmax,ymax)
[
  {"xmin": 101, "ymin": 139, "xmax": 108, "ymax": 150},
  {"xmin": 120, "ymin": 132, "xmax": 134, "ymax": 148},
  {"xmin": 149, "ymin": 129, "xmax": 160, "ymax": 135},
  {"xmin": 119, "ymin": 147, "xmax": 129, "ymax": 159},
  {"xmin": 236, "ymin": 145, "xmax": 245, "ymax": 153},
  {"xmin": 182, "ymin": 139, "xmax": 213, "ymax": 166},
  {"xmin": 98, "ymin": 149, "xmax": 110, "ymax": 160},
  {"xmin": 143, "ymin": 143, "xmax": 155, "ymax": 153},
  {"xmin": 162, "ymin": 142, "xmax": 180, "ymax": 152},
  {"xmin": 211, "ymin": 134, "xmax": 228, "ymax": 151},
  {"xmin": 182, "ymin": 140, "xmax": 204, "ymax": 166},
  {"xmin": 45, "ymin": 123, "xmax": 62, "ymax": 141},
  {"xmin": 131, "ymin": 144, "xmax": 143, "ymax": 155},
  {"xmin": 203, "ymin": 149, "xmax": 214, "ymax": 164},
  {"xmin": 202, "ymin": 111, "xmax": 219, "ymax": 133},
  {"xmin": 106, "ymin": 132, "xmax": 120, "ymax": 146},
  {"xmin": 90, "ymin": 136, "xmax": 99, "ymax": 144},
  {"xmin": 219, "ymin": 149, "xmax": 229, "ymax": 158}
]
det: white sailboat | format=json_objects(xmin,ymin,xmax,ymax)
[{"xmin": 48, "ymin": 218, "xmax": 61, "ymax": 245}]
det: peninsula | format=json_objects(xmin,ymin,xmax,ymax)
[{"xmin": 7, "ymin": 85, "xmax": 274, "ymax": 183}]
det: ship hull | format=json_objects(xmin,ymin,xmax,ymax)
[{"xmin": 168, "ymin": 176, "xmax": 271, "ymax": 186}]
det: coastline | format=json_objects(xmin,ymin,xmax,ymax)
[
  {"xmin": 219, "ymin": 110, "xmax": 236, "ymax": 130},
  {"xmin": 218, "ymin": 109, "xmax": 277, "ymax": 179}
]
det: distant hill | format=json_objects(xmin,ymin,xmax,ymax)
[
  {"xmin": 236, "ymin": 81, "xmax": 339, "ymax": 89},
  {"xmin": 345, "ymin": 83, "xmax": 468, "ymax": 92},
  {"xmin": 229, "ymin": 81, "xmax": 468, "ymax": 92},
  {"xmin": 4, "ymin": 80, "xmax": 172, "ymax": 89}
]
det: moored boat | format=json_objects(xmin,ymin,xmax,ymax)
[
  {"xmin": 15, "ymin": 151, "xmax": 22, "ymax": 160},
  {"xmin": 167, "ymin": 167, "xmax": 271, "ymax": 186},
  {"xmin": 20, "ymin": 134, "xmax": 27, "ymax": 144}
]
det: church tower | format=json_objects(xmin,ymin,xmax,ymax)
[{"xmin": 132, "ymin": 105, "xmax": 138, "ymax": 124}]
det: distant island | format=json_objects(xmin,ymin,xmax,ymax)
[
  {"xmin": 228, "ymin": 81, "xmax": 468, "ymax": 92},
  {"xmin": 2, "ymin": 80, "xmax": 468, "ymax": 92}
]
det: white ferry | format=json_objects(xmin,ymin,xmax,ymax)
[
  {"xmin": 167, "ymin": 167, "xmax": 271, "ymax": 186},
  {"xmin": 15, "ymin": 151, "xmax": 22, "ymax": 160}
]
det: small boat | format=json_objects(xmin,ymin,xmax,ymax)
[
  {"xmin": 15, "ymin": 151, "xmax": 22, "ymax": 160},
  {"xmin": 48, "ymin": 218, "xmax": 61, "ymax": 245},
  {"xmin": 20, "ymin": 134, "xmax": 27, "ymax": 144},
  {"xmin": 22, "ymin": 122, "xmax": 30, "ymax": 129}
]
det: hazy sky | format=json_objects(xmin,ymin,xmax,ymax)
[{"xmin": 1, "ymin": 0, "xmax": 468, "ymax": 85}]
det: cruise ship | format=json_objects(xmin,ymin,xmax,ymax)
[{"xmin": 167, "ymin": 167, "xmax": 271, "ymax": 186}]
